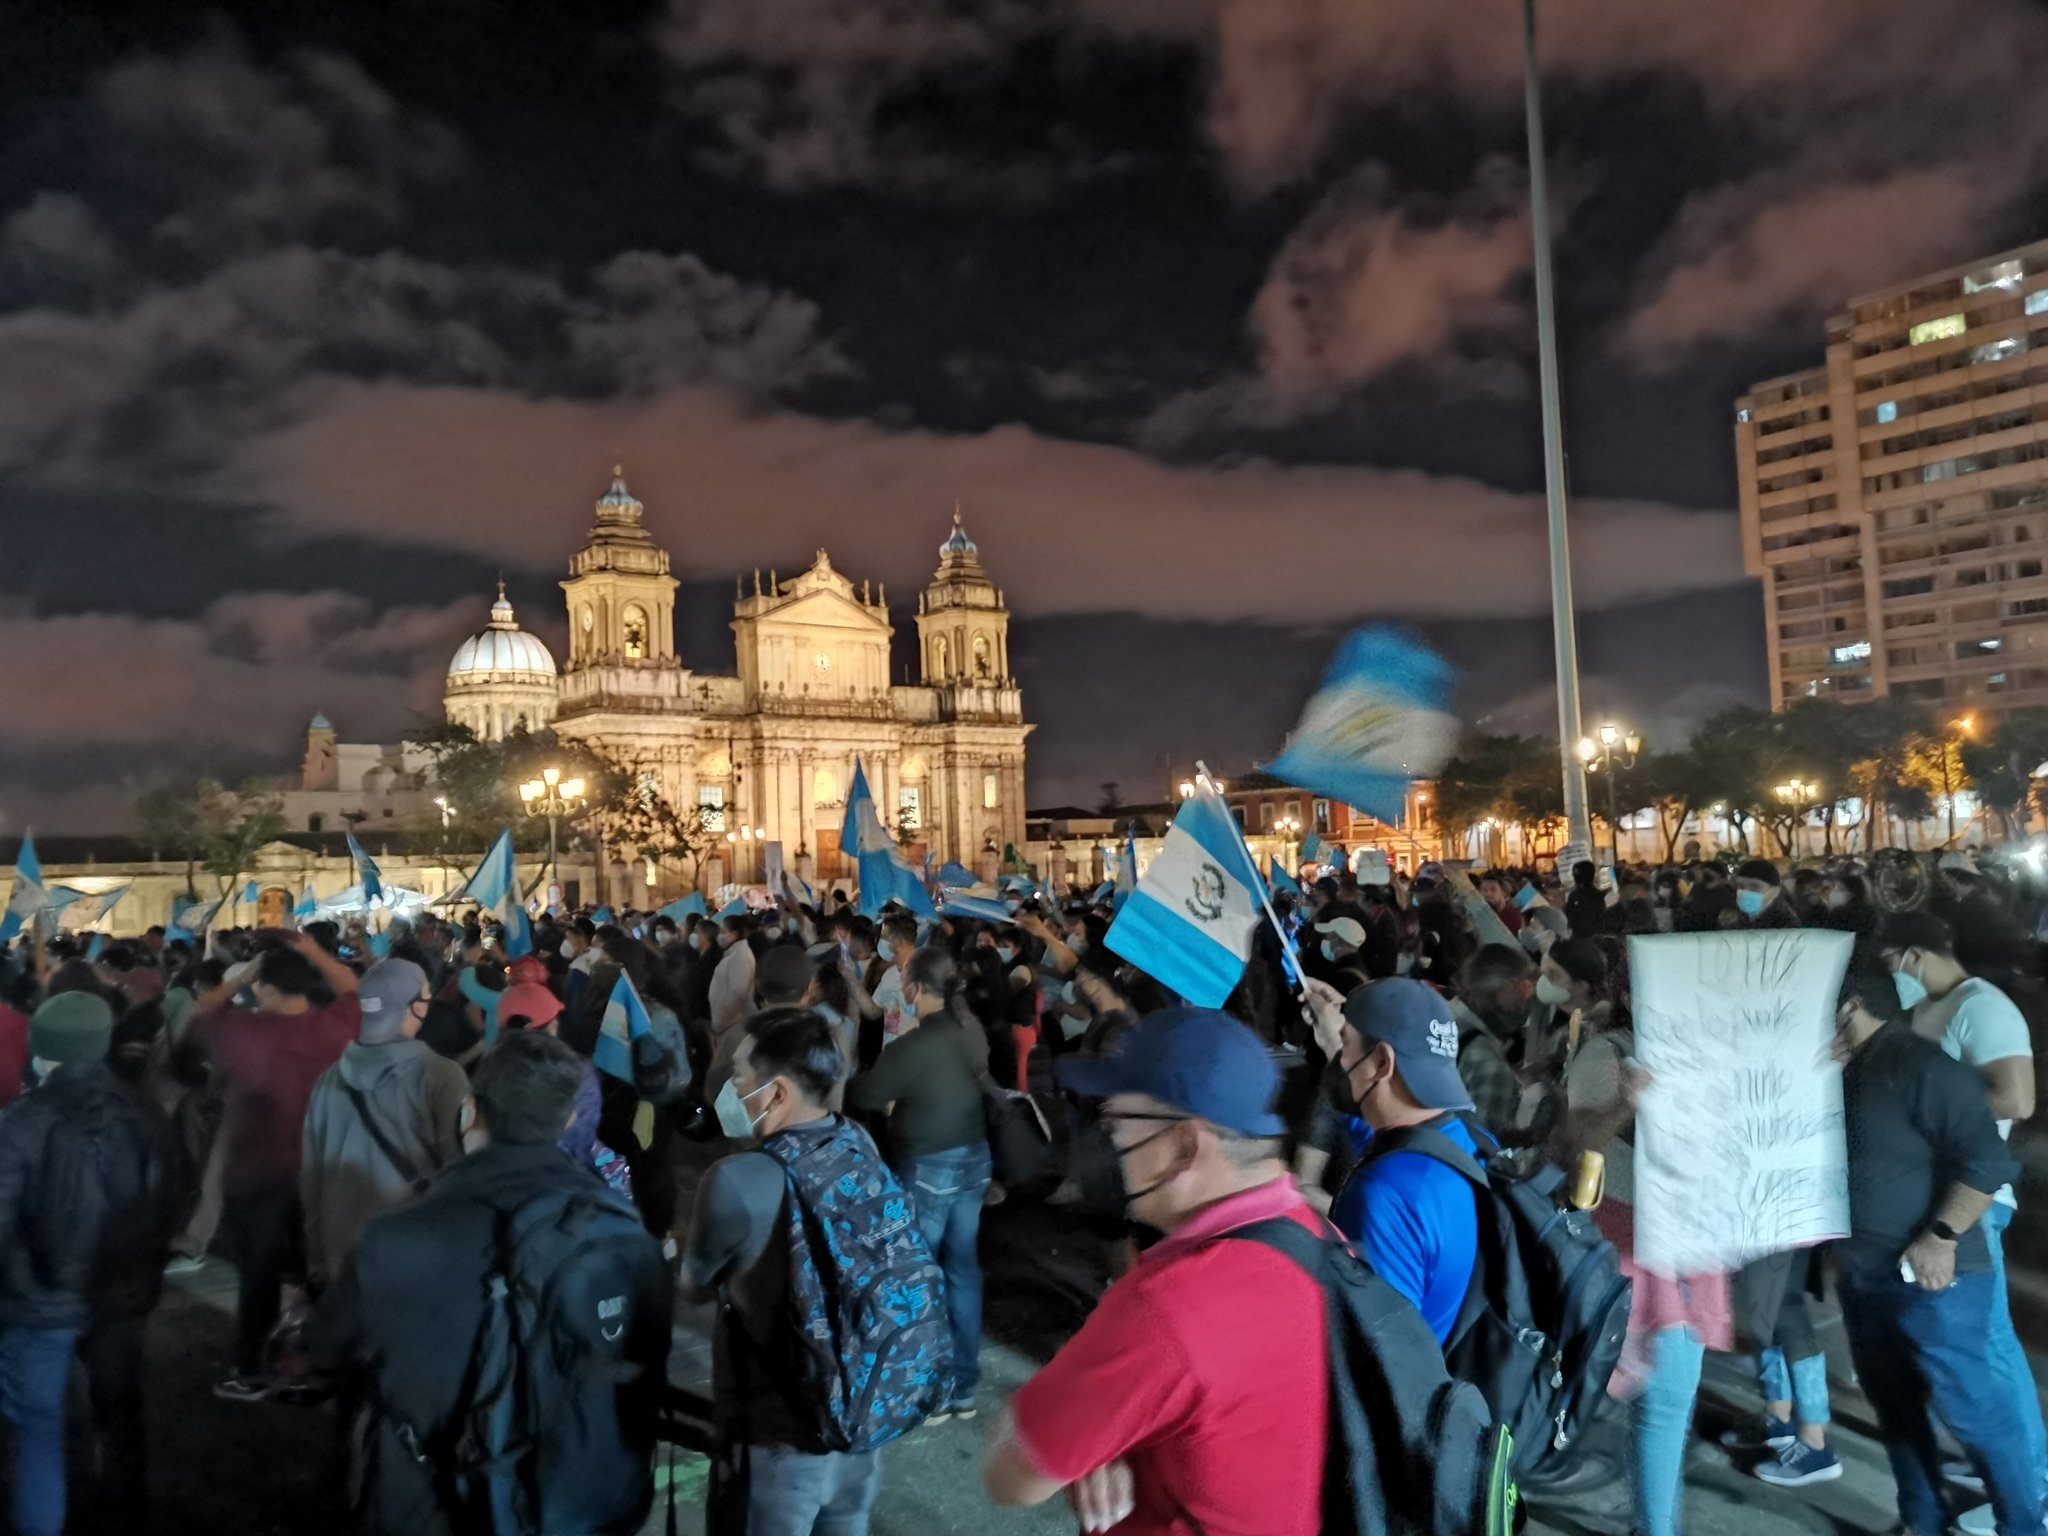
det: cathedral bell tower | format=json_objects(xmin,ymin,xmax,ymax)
[
  {"xmin": 561, "ymin": 468, "xmax": 680, "ymax": 672},
  {"xmin": 916, "ymin": 510, "xmax": 1012, "ymax": 686}
]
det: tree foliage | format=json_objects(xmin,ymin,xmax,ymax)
[{"xmin": 136, "ymin": 777, "xmax": 286, "ymax": 900}]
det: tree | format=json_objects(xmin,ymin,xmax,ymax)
[
  {"xmin": 1633, "ymin": 748, "xmax": 1712, "ymax": 862},
  {"xmin": 1434, "ymin": 736, "xmax": 1567, "ymax": 853},
  {"xmin": 136, "ymin": 777, "xmax": 284, "ymax": 900},
  {"xmin": 1962, "ymin": 708, "xmax": 2048, "ymax": 842},
  {"xmin": 1901, "ymin": 729, "xmax": 1973, "ymax": 846},
  {"xmin": 1688, "ymin": 706, "xmax": 1779, "ymax": 854}
]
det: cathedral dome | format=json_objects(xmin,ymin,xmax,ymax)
[
  {"xmin": 940, "ymin": 512, "xmax": 978, "ymax": 559},
  {"xmin": 448, "ymin": 585, "xmax": 557, "ymax": 680}
]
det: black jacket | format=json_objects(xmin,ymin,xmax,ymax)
[
  {"xmin": 311, "ymin": 1142, "xmax": 672, "ymax": 1536},
  {"xmin": 0, "ymin": 1061, "xmax": 187, "ymax": 1329}
]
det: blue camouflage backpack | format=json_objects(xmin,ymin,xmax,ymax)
[{"xmin": 761, "ymin": 1118, "xmax": 953, "ymax": 1451}]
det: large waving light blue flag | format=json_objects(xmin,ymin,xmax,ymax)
[
  {"xmin": 1266, "ymin": 626, "xmax": 1458, "ymax": 824},
  {"xmin": 1105, "ymin": 778, "xmax": 1265, "ymax": 1008},
  {"xmin": 716, "ymin": 897, "xmax": 749, "ymax": 920},
  {"xmin": 841, "ymin": 760, "xmax": 877, "ymax": 854},
  {"xmin": 346, "ymin": 829, "xmax": 385, "ymax": 904},
  {"xmin": 61, "ymin": 883, "xmax": 131, "ymax": 934},
  {"xmin": 593, "ymin": 971, "xmax": 652, "ymax": 1083},
  {"xmin": 936, "ymin": 861, "xmax": 978, "ymax": 889},
  {"xmin": 843, "ymin": 756, "xmax": 936, "ymax": 920},
  {"xmin": 661, "ymin": 892, "xmax": 709, "ymax": 922},
  {"xmin": 941, "ymin": 892, "xmax": 1014, "ymax": 925},
  {"xmin": 1269, "ymin": 858, "xmax": 1302, "ymax": 896},
  {"xmin": 456, "ymin": 828, "xmax": 533, "ymax": 955},
  {"xmin": 293, "ymin": 883, "xmax": 318, "ymax": 922},
  {"xmin": 167, "ymin": 895, "xmax": 225, "ymax": 943},
  {"xmin": 2, "ymin": 830, "xmax": 44, "ymax": 943}
]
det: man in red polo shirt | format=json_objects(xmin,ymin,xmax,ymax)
[{"xmin": 983, "ymin": 1007, "xmax": 1327, "ymax": 1535}]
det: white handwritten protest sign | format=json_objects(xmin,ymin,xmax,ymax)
[{"xmin": 1628, "ymin": 930, "xmax": 1851, "ymax": 1277}]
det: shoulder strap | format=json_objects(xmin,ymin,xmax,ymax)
[
  {"xmin": 338, "ymin": 1079, "xmax": 427, "ymax": 1191},
  {"xmin": 1360, "ymin": 1116, "xmax": 1491, "ymax": 1189}
]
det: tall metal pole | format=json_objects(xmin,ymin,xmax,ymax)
[{"xmin": 1522, "ymin": 0, "xmax": 1594, "ymax": 858}]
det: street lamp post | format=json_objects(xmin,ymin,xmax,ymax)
[
  {"xmin": 518, "ymin": 766, "xmax": 586, "ymax": 903},
  {"xmin": 1576, "ymin": 723, "xmax": 1643, "ymax": 863},
  {"xmin": 724, "ymin": 824, "xmax": 771, "ymax": 883},
  {"xmin": 1774, "ymin": 779, "xmax": 1820, "ymax": 860},
  {"xmin": 1274, "ymin": 813, "xmax": 1302, "ymax": 873},
  {"xmin": 1942, "ymin": 715, "xmax": 1976, "ymax": 844},
  {"xmin": 1522, "ymin": 0, "xmax": 1593, "ymax": 860}
]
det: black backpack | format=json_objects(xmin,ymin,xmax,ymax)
[
  {"xmin": 1360, "ymin": 1117, "xmax": 1631, "ymax": 1478},
  {"xmin": 1226, "ymin": 1219, "xmax": 1516, "ymax": 1536},
  {"xmin": 392, "ymin": 1185, "xmax": 658, "ymax": 1536}
]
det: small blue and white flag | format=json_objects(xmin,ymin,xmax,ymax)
[
  {"xmin": 941, "ymin": 892, "xmax": 1015, "ymax": 925},
  {"xmin": 293, "ymin": 883, "xmax": 318, "ymax": 922},
  {"xmin": 1, "ymin": 830, "xmax": 44, "ymax": 943},
  {"xmin": 1112, "ymin": 832, "xmax": 1139, "ymax": 914},
  {"xmin": 661, "ymin": 892, "xmax": 709, "ymax": 922},
  {"xmin": 346, "ymin": 830, "xmax": 385, "ymax": 904},
  {"xmin": 936, "ymin": 861, "xmax": 978, "ymax": 889},
  {"xmin": 241, "ymin": 881, "xmax": 261, "ymax": 907},
  {"xmin": 1090, "ymin": 880, "xmax": 1114, "ymax": 904},
  {"xmin": 592, "ymin": 906, "xmax": 616, "ymax": 926},
  {"xmin": 168, "ymin": 895, "xmax": 225, "ymax": 943},
  {"xmin": 1105, "ymin": 778, "xmax": 1265, "ymax": 1008},
  {"xmin": 1266, "ymin": 626, "xmax": 1458, "ymax": 824},
  {"xmin": 1269, "ymin": 858, "xmax": 1302, "ymax": 896},
  {"xmin": 458, "ymin": 828, "xmax": 518, "ymax": 914},
  {"xmin": 716, "ymin": 897, "xmax": 748, "ymax": 920},
  {"xmin": 593, "ymin": 971, "xmax": 652, "ymax": 1083},
  {"xmin": 1301, "ymin": 833, "xmax": 1324, "ymax": 864}
]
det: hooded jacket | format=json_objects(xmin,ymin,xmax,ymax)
[
  {"xmin": 300, "ymin": 1036, "xmax": 468, "ymax": 1281},
  {"xmin": 0, "ymin": 1061, "xmax": 188, "ymax": 1328}
]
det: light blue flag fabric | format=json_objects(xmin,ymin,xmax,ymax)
[
  {"xmin": 1514, "ymin": 883, "xmax": 1543, "ymax": 911},
  {"xmin": 941, "ymin": 892, "xmax": 1014, "ymax": 925},
  {"xmin": 592, "ymin": 906, "xmax": 616, "ymax": 926},
  {"xmin": 1091, "ymin": 880, "xmax": 1114, "ymax": 903},
  {"xmin": 293, "ymin": 884, "xmax": 318, "ymax": 921},
  {"xmin": 1328, "ymin": 846, "xmax": 1351, "ymax": 874},
  {"xmin": 460, "ymin": 829, "xmax": 518, "ymax": 914},
  {"xmin": 368, "ymin": 930, "xmax": 394, "ymax": 959},
  {"xmin": 1266, "ymin": 625, "xmax": 1458, "ymax": 824},
  {"xmin": 2, "ymin": 830, "xmax": 44, "ymax": 943},
  {"xmin": 661, "ymin": 892, "xmax": 709, "ymax": 922},
  {"xmin": 717, "ymin": 898, "xmax": 748, "ymax": 920},
  {"xmin": 593, "ymin": 972, "xmax": 651, "ymax": 1083},
  {"xmin": 1300, "ymin": 833, "xmax": 1324, "ymax": 863},
  {"xmin": 841, "ymin": 760, "xmax": 876, "ymax": 854},
  {"xmin": 62, "ymin": 884, "xmax": 130, "ymax": 934},
  {"xmin": 1104, "ymin": 778, "xmax": 1266, "ymax": 1008},
  {"xmin": 242, "ymin": 881, "xmax": 261, "ymax": 906},
  {"xmin": 1112, "ymin": 832, "xmax": 1139, "ymax": 914},
  {"xmin": 167, "ymin": 895, "xmax": 225, "ymax": 943},
  {"xmin": 1269, "ymin": 858, "xmax": 1302, "ymax": 896},
  {"xmin": 936, "ymin": 862, "xmax": 978, "ymax": 889},
  {"xmin": 346, "ymin": 830, "xmax": 385, "ymax": 903},
  {"xmin": 86, "ymin": 932, "xmax": 106, "ymax": 962},
  {"xmin": 499, "ymin": 904, "xmax": 534, "ymax": 959}
]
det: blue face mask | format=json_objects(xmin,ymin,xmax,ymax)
[
  {"xmin": 1736, "ymin": 889, "xmax": 1767, "ymax": 918},
  {"xmin": 1893, "ymin": 965, "xmax": 1928, "ymax": 1011},
  {"xmin": 878, "ymin": 939, "xmax": 896, "ymax": 963},
  {"xmin": 996, "ymin": 945, "xmax": 1017, "ymax": 965}
]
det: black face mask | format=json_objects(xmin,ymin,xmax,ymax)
[{"xmin": 1112, "ymin": 1118, "xmax": 1188, "ymax": 1205}]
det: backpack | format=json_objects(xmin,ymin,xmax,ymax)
[
  {"xmin": 760, "ymin": 1119, "xmax": 952, "ymax": 1452},
  {"xmin": 1225, "ymin": 1218, "xmax": 1516, "ymax": 1536},
  {"xmin": 391, "ymin": 1185, "xmax": 655, "ymax": 1536},
  {"xmin": 1361, "ymin": 1116, "xmax": 1631, "ymax": 1478}
]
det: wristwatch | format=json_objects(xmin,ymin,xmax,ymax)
[{"xmin": 1928, "ymin": 1219, "xmax": 1962, "ymax": 1244}]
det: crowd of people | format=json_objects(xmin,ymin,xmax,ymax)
[{"xmin": 0, "ymin": 838, "xmax": 2043, "ymax": 1536}]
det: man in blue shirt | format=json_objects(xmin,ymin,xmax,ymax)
[{"xmin": 1330, "ymin": 979, "xmax": 1481, "ymax": 1345}]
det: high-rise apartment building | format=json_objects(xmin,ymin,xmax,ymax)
[{"xmin": 1738, "ymin": 238, "xmax": 2048, "ymax": 715}]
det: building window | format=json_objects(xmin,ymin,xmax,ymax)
[
  {"xmin": 1313, "ymin": 799, "xmax": 1332, "ymax": 834},
  {"xmin": 1259, "ymin": 802, "xmax": 1274, "ymax": 830},
  {"xmin": 982, "ymin": 772, "xmax": 1000, "ymax": 810},
  {"xmin": 1970, "ymin": 337, "xmax": 2025, "ymax": 365},
  {"xmin": 1875, "ymin": 400, "xmax": 1898, "ymax": 424},
  {"xmin": 813, "ymin": 769, "xmax": 839, "ymax": 807},
  {"xmin": 698, "ymin": 784, "xmax": 725, "ymax": 832},
  {"xmin": 1285, "ymin": 798, "xmax": 1301, "ymax": 821},
  {"xmin": 1964, "ymin": 260, "xmax": 2025, "ymax": 293},
  {"xmin": 622, "ymin": 604, "xmax": 648, "ymax": 659},
  {"xmin": 933, "ymin": 636, "xmax": 949, "ymax": 677},
  {"xmin": 972, "ymin": 633, "xmax": 992, "ymax": 680},
  {"xmin": 307, "ymin": 814, "xmax": 324, "ymax": 832},
  {"xmin": 899, "ymin": 785, "xmax": 923, "ymax": 830},
  {"xmin": 1909, "ymin": 314, "xmax": 1968, "ymax": 345},
  {"xmin": 1829, "ymin": 640, "xmax": 1872, "ymax": 666},
  {"xmin": 2028, "ymin": 290, "xmax": 2048, "ymax": 317},
  {"xmin": 1736, "ymin": 407, "xmax": 1752, "ymax": 422}
]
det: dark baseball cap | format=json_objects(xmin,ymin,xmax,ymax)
[
  {"xmin": 1341, "ymin": 979, "xmax": 1474, "ymax": 1112},
  {"xmin": 1057, "ymin": 1007, "xmax": 1286, "ymax": 1138}
]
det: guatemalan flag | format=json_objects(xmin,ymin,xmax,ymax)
[
  {"xmin": 661, "ymin": 891, "xmax": 709, "ymax": 922},
  {"xmin": 1, "ymin": 830, "xmax": 45, "ymax": 943},
  {"xmin": 845, "ymin": 759, "xmax": 937, "ymax": 921},
  {"xmin": 293, "ymin": 883, "xmax": 318, "ymax": 923},
  {"xmin": 941, "ymin": 891, "xmax": 1015, "ymax": 925},
  {"xmin": 1266, "ymin": 626, "xmax": 1459, "ymax": 824},
  {"xmin": 346, "ymin": 829, "xmax": 385, "ymax": 904},
  {"xmin": 593, "ymin": 971, "xmax": 652, "ymax": 1083},
  {"xmin": 1112, "ymin": 832, "xmax": 1138, "ymax": 914},
  {"xmin": 1269, "ymin": 858, "xmax": 1302, "ymax": 896},
  {"xmin": 455, "ymin": 829, "xmax": 531, "ymax": 957},
  {"xmin": 1104, "ymin": 777, "xmax": 1265, "ymax": 1008}
]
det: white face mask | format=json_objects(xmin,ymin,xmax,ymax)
[
  {"xmin": 559, "ymin": 939, "xmax": 577, "ymax": 959},
  {"xmin": 763, "ymin": 922, "xmax": 782, "ymax": 937},
  {"xmin": 713, "ymin": 1078, "xmax": 772, "ymax": 1140},
  {"xmin": 1893, "ymin": 961, "xmax": 1928, "ymax": 1011},
  {"xmin": 1536, "ymin": 974, "xmax": 1572, "ymax": 1007}
]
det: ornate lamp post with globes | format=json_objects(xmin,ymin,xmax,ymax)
[{"xmin": 518, "ymin": 766, "xmax": 585, "ymax": 901}]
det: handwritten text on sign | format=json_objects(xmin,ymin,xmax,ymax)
[{"xmin": 1628, "ymin": 930, "xmax": 1852, "ymax": 1277}]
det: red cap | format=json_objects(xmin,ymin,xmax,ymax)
[{"xmin": 498, "ymin": 982, "xmax": 563, "ymax": 1029}]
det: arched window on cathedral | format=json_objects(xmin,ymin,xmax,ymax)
[
  {"xmin": 814, "ymin": 768, "xmax": 839, "ymax": 807},
  {"xmin": 623, "ymin": 605, "xmax": 649, "ymax": 659},
  {"xmin": 932, "ymin": 635, "xmax": 949, "ymax": 679},
  {"xmin": 972, "ymin": 632, "xmax": 992, "ymax": 679}
]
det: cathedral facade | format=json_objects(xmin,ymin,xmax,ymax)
[{"xmin": 442, "ymin": 471, "xmax": 1032, "ymax": 883}]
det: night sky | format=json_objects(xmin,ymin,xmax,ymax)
[{"xmin": 6, "ymin": 0, "xmax": 2048, "ymax": 829}]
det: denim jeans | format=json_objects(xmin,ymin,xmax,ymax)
[
  {"xmin": 906, "ymin": 1141, "xmax": 992, "ymax": 1401},
  {"xmin": 1628, "ymin": 1324, "xmax": 1705, "ymax": 1536},
  {"xmin": 1840, "ymin": 1269, "xmax": 2046, "ymax": 1536},
  {"xmin": 0, "ymin": 1326, "xmax": 81, "ymax": 1536},
  {"xmin": 706, "ymin": 1442, "xmax": 881, "ymax": 1536},
  {"xmin": 1759, "ymin": 1347, "xmax": 1831, "ymax": 1428},
  {"xmin": 1981, "ymin": 1201, "xmax": 2048, "ymax": 1490}
]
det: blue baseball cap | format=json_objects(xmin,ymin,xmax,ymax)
[
  {"xmin": 1341, "ymin": 979, "xmax": 1474, "ymax": 1112},
  {"xmin": 1056, "ymin": 1007, "xmax": 1286, "ymax": 1138}
]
